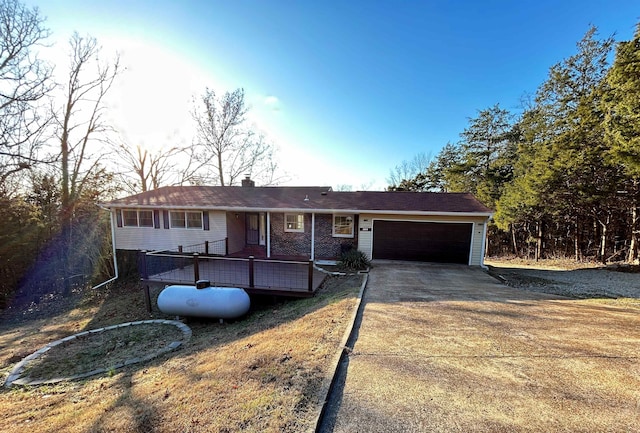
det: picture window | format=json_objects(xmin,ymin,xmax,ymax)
[
  {"xmin": 284, "ymin": 213, "xmax": 304, "ymax": 232},
  {"xmin": 170, "ymin": 211, "xmax": 202, "ymax": 229},
  {"xmin": 333, "ymin": 214, "xmax": 354, "ymax": 237},
  {"xmin": 122, "ymin": 210, "xmax": 154, "ymax": 228}
]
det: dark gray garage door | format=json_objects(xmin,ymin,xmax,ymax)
[{"xmin": 372, "ymin": 221, "xmax": 472, "ymax": 264}]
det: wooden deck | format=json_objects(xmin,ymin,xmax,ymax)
[{"xmin": 142, "ymin": 254, "xmax": 326, "ymax": 298}]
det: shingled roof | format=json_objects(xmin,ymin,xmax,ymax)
[{"xmin": 102, "ymin": 185, "xmax": 492, "ymax": 215}]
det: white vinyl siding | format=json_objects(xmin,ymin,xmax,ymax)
[
  {"xmin": 357, "ymin": 213, "xmax": 488, "ymax": 266},
  {"xmin": 357, "ymin": 217, "xmax": 374, "ymax": 259},
  {"xmin": 471, "ymin": 221, "xmax": 486, "ymax": 266},
  {"xmin": 115, "ymin": 210, "xmax": 226, "ymax": 252}
]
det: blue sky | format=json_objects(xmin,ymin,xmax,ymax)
[{"xmin": 32, "ymin": 0, "xmax": 639, "ymax": 190}]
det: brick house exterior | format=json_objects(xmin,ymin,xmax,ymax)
[
  {"xmin": 311, "ymin": 213, "xmax": 358, "ymax": 259},
  {"xmin": 268, "ymin": 213, "xmax": 358, "ymax": 259},
  {"xmin": 103, "ymin": 177, "xmax": 492, "ymax": 266},
  {"xmin": 269, "ymin": 213, "xmax": 312, "ymax": 257}
]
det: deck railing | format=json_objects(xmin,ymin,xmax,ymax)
[
  {"xmin": 139, "ymin": 251, "xmax": 315, "ymax": 293},
  {"xmin": 148, "ymin": 238, "xmax": 228, "ymax": 256}
]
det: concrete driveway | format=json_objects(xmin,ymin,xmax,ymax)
[{"xmin": 323, "ymin": 261, "xmax": 640, "ymax": 432}]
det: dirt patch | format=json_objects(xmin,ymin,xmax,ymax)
[{"xmin": 486, "ymin": 258, "xmax": 640, "ymax": 299}]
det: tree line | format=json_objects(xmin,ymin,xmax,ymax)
[
  {"xmin": 0, "ymin": 0, "xmax": 280, "ymax": 308},
  {"xmin": 389, "ymin": 24, "xmax": 640, "ymax": 263}
]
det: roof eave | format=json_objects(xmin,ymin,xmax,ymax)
[
  {"xmin": 100, "ymin": 203, "xmax": 493, "ymax": 217},
  {"xmin": 354, "ymin": 210, "xmax": 494, "ymax": 218}
]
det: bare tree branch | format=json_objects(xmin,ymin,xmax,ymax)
[
  {"xmin": 0, "ymin": 0, "xmax": 54, "ymax": 181},
  {"xmin": 190, "ymin": 87, "xmax": 283, "ymax": 186},
  {"xmin": 115, "ymin": 139, "xmax": 185, "ymax": 193},
  {"xmin": 387, "ymin": 151, "xmax": 432, "ymax": 187},
  {"xmin": 56, "ymin": 32, "xmax": 120, "ymax": 212}
]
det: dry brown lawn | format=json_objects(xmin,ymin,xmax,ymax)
[{"xmin": 0, "ymin": 274, "xmax": 363, "ymax": 433}]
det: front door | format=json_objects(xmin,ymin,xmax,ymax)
[{"xmin": 246, "ymin": 213, "xmax": 259, "ymax": 245}]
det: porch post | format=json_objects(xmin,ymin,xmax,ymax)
[
  {"xmin": 311, "ymin": 213, "xmax": 315, "ymax": 261},
  {"xmin": 143, "ymin": 285, "xmax": 152, "ymax": 313},
  {"xmin": 139, "ymin": 250, "xmax": 148, "ymax": 280},
  {"xmin": 308, "ymin": 260, "xmax": 314, "ymax": 292},
  {"xmin": 249, "ymin": 255, "xmax": 255, "ymax": 288},
  {"xmin": 140, "ymin": 248, "xmax": 151, "ymax": 312},
  {"xmin": 193, "ymin": 253, "xmax": 200, "ymax": 283},
  {"xmin": 266, "ymin": 212, "xmax": 271, "ymax": 258}
]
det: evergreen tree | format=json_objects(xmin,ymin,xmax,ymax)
[
  {"xmin": 603, "ymin": 23, "xmax": 640, "ymax": 176},
  {"xmin": 458, "ymin": 104, "xmax": 517, "ymax": 208},
  {"xmin": 496, "ymin": 26, "xmax": 615, "ymax": 260},
  {"xmin": 603, "ymin": 22, "xmax": 640, "ymax": 261}
]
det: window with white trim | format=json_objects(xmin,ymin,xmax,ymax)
[
  {"xmin": 170, "ymin": 211, "xmax": 203, "ymax": 229},
  {"xmin": 123, "ymin": 210, "xmax": 138, "ymax": 227},
  {"xmin": 139, "ymin": 210, "xmax": 153, "ymax": 227},
  {"xmin": 284, "ymin": 213, "xmax": 304, "ymax": 232},
  {"xmin": 187, "ymin": 212, "xmax": 202, "ymax": 228},
  {"xmin": 333, "ymin": 214, "xmax": 354, "ymax": 237},
  {"xmin": 122, "ymin": 209, "xmax": 154, "ymax": 227}
]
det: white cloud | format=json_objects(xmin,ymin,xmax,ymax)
[{"xmin": 263, "ymin": 95, "xmax": 281, "ymax": 111}]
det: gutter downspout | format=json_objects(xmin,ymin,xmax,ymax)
[
  {"xmin": 480, "ymin": 217, "xmax": 490, "ymax": 269},
  {"xmin": 311, "ymin": 213, "xmax": 315, "ymax": 261},
  {"xmin": 92, "ymin": 207, "xmax": 119, "ymax": 289},
  {"xmin": 266, "ymin": 211, "xmax": 271, "ymax": 258}
]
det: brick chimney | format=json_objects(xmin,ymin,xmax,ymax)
[{"xmin": 241, "ymin": 174, "xmax": 255, "ymax": 187}]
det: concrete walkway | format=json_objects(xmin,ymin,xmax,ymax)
[{"xmin": 321, "ymin": 261, "xmax": 640, "ymax": 432}]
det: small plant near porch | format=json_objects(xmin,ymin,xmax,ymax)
[{"xmin": 338, "ymin": 249, "xmax": 371, "ymax": 271}]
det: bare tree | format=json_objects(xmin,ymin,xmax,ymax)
[
  {"xmin": 387, "ymin": 151, "xmax": 432, "ymax": 187},
  {"xmin": 190, "ymin": 88, "xmax": 282, "ymax": 186},
  {"xmin": 57, "ymin": 32, "xmax": 120, "ymax": 217},
  {"xmin": 116, "ymin": 140, "xmax": 184, "ymax": 193},
  {"xmin": 0, "ymin": 0, "xmax": 54, "ymax": 182},
  {"xmin": 335, "ymin": 184, "xmax": 352, "ymax": 191},
  {"xmin": 54, "ymin": 32, "xmax": 120, "ymax": 294},
  {"xmin": 359, "ymin": 180, "xmax": 376, "ymax": 191}
]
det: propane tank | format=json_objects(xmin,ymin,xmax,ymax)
[{"xmin": 157, "ymin": 282, "xmax": 250, "ymax": 319}]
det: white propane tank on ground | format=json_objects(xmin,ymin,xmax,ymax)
[{"xmin": 157, "ymin": 280, "xmax": 250, "ymax": 319}]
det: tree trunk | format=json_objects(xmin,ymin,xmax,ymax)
[
  {"xmin": 61, "ymin": 102, "xmax": 72, "ymax": 296},
  {"xmin": 574, "ymin": 218, "xmax": 581, "ymax": 262},
  {"xmin": 599, "ymin": 219, "xmax": 607, "ymax": 264},
  {"xmin": 535, "ymin": 220, "xmax": 543, "ymax": 261},
  {"xmin": 511, "ymin": 224, "xmax": 518, "ymax": 257},
  {"xmin": 628, "ymin": 203, "xmax": 639, "ymax": 263},
  {"xmin": 217, "ymin": 151, "xmax": 225, "ymax": 186}
]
